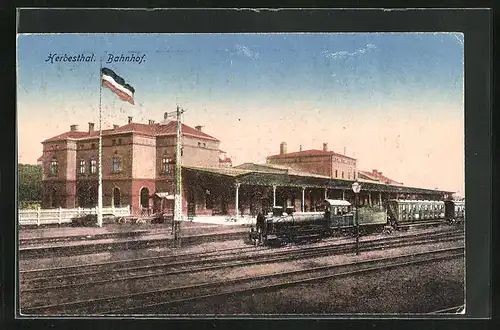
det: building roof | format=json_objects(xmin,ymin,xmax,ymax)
[
  {"xmin": 267, "ymin": 149, "xmax": 356, "ymax": 160},
  {"xmin": 43, "ymin": 120, "xmax": 219, "ymax": 143},
  {"xmin": 185, "ymin": 163, "xmax": 453, "ymax": 195},
  {"xmin": 358, "ymin": 169, "xmax": 403, "ymax": 186},
  {"xmin": 234, "ymin": 163, "xmax": 331, "ymax": 179},
  {"xmin": 183, "ymin": 165, "xmax": 254, "ymax": 177}
]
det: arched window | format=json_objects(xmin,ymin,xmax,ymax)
[
  {"xmin": 90, "ymin": 158, "xmax": 97, "ymax": 174},
  {"xmin": 140, "ymin": 187, "xmax": 149, "ymax": 208},
  {"xmin": 113, "ymin": 187, "xmax": 121, "ymax": 207},
  {"xmin": 50, "ymin": 187, "xmax": 57, "ymax": 207},
  {"xmin": 161, "ymin": 157, "xmax": 172, "ymax": 174},
  {"xmin": 78, "ymin": 159, "xmax": 86, "ymax": 174},
  {"xmin": 88, "ymin": 186, "xmax": 97, "ymax": 207},
  {"xmin": 50, "ymin": 158, "xmax": 58, "ymax": 176}
]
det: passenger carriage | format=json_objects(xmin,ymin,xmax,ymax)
[
  {"xmin": 386, "ymin": 199, "xmax": 446, "ymax": 225},
  {"xmin": 444, "ymin": 200, "xmax": 465, "ymax": 223}
]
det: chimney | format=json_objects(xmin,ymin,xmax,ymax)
[
  {"xmin": 113, "ymin": 124, "xmax": 119, "ymax": 129},
  {"xmin": 128, "ymin": 116, "xmax": 133, "ymax": 124},
  {"xmin": 70, "ymin": 124, "xmax": 78, "ymax": 131},
  {"xmin": 280, "ymin": 142, "xmax": 287, "ymax": 155},
  {"xmin": 148, "ymin": 119, "xmax": 155, "ymax": 125},
  {"xmin": 88, "ymin": 122, "xmax": 95, "ymax": 132},
  {"xmin": 195, "ymin": 125, "xmax": 203, "ymax": 131},
  {"xmin": 323, "ymin": 143, "xmax": 328, "ymax": 151},
  {"xmin": 299, "ymin": 145, "xmax": 302, "ymax": 151},
  {"xmin": 164, "ymin": 112, "xmax": 169, "ymax": 119}
]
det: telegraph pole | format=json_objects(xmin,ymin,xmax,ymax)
[{"xmin": 173, "ymin": 106, "xmax": 185, "ymax": 246}]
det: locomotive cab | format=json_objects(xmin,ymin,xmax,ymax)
[{"xmin": 272, "ymin": 206, "xmax": 284, "ymax": 217}]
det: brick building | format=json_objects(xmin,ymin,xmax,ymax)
[
  {"xmin": 39, "ymin": 113, "xmax": 230, "ymax": 215},
  {"xmin": 267, "ymin": 142, "xmax": 358, "ymax": 181}
]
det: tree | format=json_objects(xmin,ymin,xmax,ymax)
[{"xmin": 18, "ymin": 164, "xmax": 42, "ymax": 203}]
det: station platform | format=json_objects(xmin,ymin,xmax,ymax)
[
  {"xmin": 19, "ymin": 219, "xmax": 253, "ymax": 259},
  {"xmin": 19, "ymin": 215, "xmax": 255, "ymax": 241}
]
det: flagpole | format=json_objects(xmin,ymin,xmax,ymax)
[{"xmin": 97, "ymin": 58, "xmax": 103, "ymax": 227}]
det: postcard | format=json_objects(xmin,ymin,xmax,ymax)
[{"xmin": 17, "ymin": 32, "xmax": 465, "ymax": 317}]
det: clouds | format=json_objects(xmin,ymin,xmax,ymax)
[
  {"xmin": 323, "ymin": 43, "xmax": 377, "ymax": 60},
  {"xmin": 234, "ymin": 44, "xmax": 259, "ymax": 60}
]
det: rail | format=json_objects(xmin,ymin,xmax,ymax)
[{"xmin": 18, "ymin": 206, "xmax": 131, "ymax": 226}]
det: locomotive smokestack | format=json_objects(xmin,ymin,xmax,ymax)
[{"xmin": 280, "ymin": 142, "xmax": 287, "ymax": 155}]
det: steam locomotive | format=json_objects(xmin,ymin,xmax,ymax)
[{"xmin": 249, "ymin": 198, "xmax": 465, "ymax": 246}]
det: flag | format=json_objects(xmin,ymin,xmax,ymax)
[{"xmin": 101, "ymin": 67, "xmax": 135, "ymax": 105}]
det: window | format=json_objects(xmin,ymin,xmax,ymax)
[
  {"xmin": 112, "ymin": 139, "xmax": 116, "ymax": 146},
  {"xmin": 198, "ymin": 142, "xmax": 202, "ymax": 147},
  {"xmin": 91, "ymin": 143, "xmax": 96, "ymax": 149},
  {"xmin": 90, "ymin": 158, "xmax": 97, "ymax": 174},
  {"xmin": 203, "ymin": 143, "xmax": 206, "ymax": 148},
  {"xmin": 118, "ymin": 138, "xmax": 122, "ymax": 145},
  {"xmin": 342, "ymin": 171, "xmax": 344, "ymax": 179},
  {"xmin": 335, "ymin": 170, "xmax": 338, "ymax": 178},
  {"xmin": 50, "ymin": 158, "xmax": 58, "ymax": 176},
  {"xmin": 161, "ymin": 157, "xmax": 172, "ymax": 174},
  {"xmin": 348, "ymin": 172, "xmax": 351, "ymax": 180},
  {"xmin": 112, "ymin": 156, "xmax": 121, "ymax": 173},
  {"xmin": 78, "ymin": 159, "xmax": 85, "ymax": 174}
]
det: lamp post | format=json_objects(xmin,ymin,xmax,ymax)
[{"xmin": 351, "ymin": 181, "xmax": 361, "ymax": 255}]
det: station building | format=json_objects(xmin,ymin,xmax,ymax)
[
  {"xmin": 39, "ymin": 113, "xmax": 231, "ymax": 215},
  {"xmin": 40, "ymin": 114, "xmax": 454, "ymax": 218},
  {"xmin": 267, "ymin": 142, "xmax": 358, "ymax": 181}
]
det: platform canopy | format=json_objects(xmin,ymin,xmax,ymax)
[
  {"xmin": 182, "ymin": 164, "xmax": 453, "ymax": 196},
  {"xmin": 154, "ymin": 192, "xmax": 174, "ymax": 200},
  {"xmin": 324, "ymin": 199, "xmax": 352, "ymax": 206}
]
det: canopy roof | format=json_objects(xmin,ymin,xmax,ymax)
[
  {"xmin": 154, "ymin": 192, "xmax": 174, "ymax": 200},
  {"xmin": 324, "ymin": 199, "xmax": 352, "ymax": 206}
]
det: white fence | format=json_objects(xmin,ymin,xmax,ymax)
[{"xmin": 18, "ymin": 206, "xmax": 131, "ymax": 226}]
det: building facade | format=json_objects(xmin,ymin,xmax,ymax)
[
  {"xmin": 40, "ymin": 114, "xmax": 229, "ymax": 214},
  {"xmin": 40, "ymin": 117, "xmax": 452, "ymax": 218},
  {"xmin": 267, "ymin": 142, "xmax": 358, "ymax": 180}
]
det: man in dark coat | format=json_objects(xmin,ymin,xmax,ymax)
[{"xmin": 256, "ymin": 208, "xmax": 266, "ymax": 243}]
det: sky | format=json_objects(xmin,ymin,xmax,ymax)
[{"xmin": 17, "ymin": 33, "xmax": 465, "ymax": 196}]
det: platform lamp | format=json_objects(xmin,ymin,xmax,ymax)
[{"xmin": 351, "ymin": 181, "xmax": 362, "ymax": 255}]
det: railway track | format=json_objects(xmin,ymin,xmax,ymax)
[
  {"xmin": 21, "ymin": 246, "xmax": 464, "ymax": 315},
  {"xmin": 21, "ymin": 228, "xmax": 463, "ymax": 292},
  {"xmin": 20, "ymin": 229, "xmax": 464, "ymax": 315}
]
